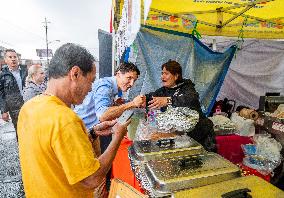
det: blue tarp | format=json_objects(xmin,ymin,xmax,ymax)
[{"xmin": 127, "ymin": 26, "xmax": 237, "ymax": 116}]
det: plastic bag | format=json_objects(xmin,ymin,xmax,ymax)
[
  {"xmin": 231, "ymin": 112, "xmax": 255, "ymax": 136},
  {"xmin": 134, "ymin": 119, "xmax": 156, "ymax": 141},
  {"xmin": 253, "ymin": 134, "xmax": 282, "ymax": 162},
  {"xmin": 242, "ymin": 134, "xmax": 282, "ymax": 175}
]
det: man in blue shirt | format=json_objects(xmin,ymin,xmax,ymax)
[{"xmin": 74, "ymin": 62, "xmax": 145, "ymax": 190}]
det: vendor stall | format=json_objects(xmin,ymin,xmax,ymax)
[{"xmin": 110, "ymin": 0, "xmax": 284, "ymax": 196}]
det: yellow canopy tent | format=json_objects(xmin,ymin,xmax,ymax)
[{"xmin": 115, "ymin": 0, "xmax": 284, "ymax": 39}]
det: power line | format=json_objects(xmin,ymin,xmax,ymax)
[{"xmin": 0, "ymin": 17, "xmax": 45, "ymax": 41}]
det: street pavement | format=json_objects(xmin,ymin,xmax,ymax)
[{"xmin": 0, "ymin": 119, "xmax": 25, "ymax": 197}]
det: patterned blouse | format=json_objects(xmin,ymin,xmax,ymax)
[{"xmin": 23, "ymin": 81, "xmax": 47, "ymax": 102}]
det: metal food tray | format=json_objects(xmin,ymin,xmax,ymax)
[
  {"xmin": 128, "ymin": 152, "xmax": 171, "ymax": 198},
  {"xmin": 143, "ymin": 152, "xmax": 240, "ymax": 194},
  {"xmin": 130, "ymin": 138, "xmax": 205, "ymax": 162}
]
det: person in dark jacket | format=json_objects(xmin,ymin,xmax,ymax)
[
  {"xmin": 0, "ymin": 49, "xmax": 28, "ymax": 134},
  {"xmin": 146, "ymin": 60, "xmax": 216, "ymax": 151}
]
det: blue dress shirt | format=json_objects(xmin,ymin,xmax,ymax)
[{"xmin": 74, "ymin": 76, "xmax": 119, "ymax": 129}]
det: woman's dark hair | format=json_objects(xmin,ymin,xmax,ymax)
[
  {"xmin": 48, "ymin": 43, "xmax": 95, "ymax": 79},
  {"xmin": 161, "ymin": 60, "xmax": 183, "ymax": 82},
  {"xmin": 115, "ymin": 62, "xmax": 140, "ymax": 75}
]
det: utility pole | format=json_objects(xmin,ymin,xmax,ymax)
[{"xmin": 43, "ymin": 18, "xmax": 50, "ymax": 64}]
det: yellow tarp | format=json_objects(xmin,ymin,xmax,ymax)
[{"xmin": 145, "ymin": 0, "xmax": 284, "ymax": 39}]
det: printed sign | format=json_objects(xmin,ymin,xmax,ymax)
[{"xmin": 36, "ymin": 49, "xmax": 53, "ymax": 58}]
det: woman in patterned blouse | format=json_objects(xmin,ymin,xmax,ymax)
[{"xmin": 23, "ymin": 64, "xmax": 46, "ymax": 102}]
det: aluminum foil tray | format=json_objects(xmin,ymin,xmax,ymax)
[
  {"xmin": 130, "ymin": 137, "xmax": 204, "ymax": 162},
  {"xmin": 143, "ymin": 153, "xmax": 240, "ymax": 194}
]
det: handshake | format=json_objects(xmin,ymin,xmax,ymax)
[{"xmin": 118, "ymin": 95, "xmax": 171, "ymax": 110}]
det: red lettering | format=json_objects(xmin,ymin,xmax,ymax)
[
  {"xmin": 260, "ymin": 22, "xmax": 267, "ymax": 27},
  {"xmin": 170, "ymin": 16, "xmax": 178, "ymax": 23},
  {"xmin": 151, "ymin": 16, "xmax": 158, "ymax": 20}
]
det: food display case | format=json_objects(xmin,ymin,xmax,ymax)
[
  {"xmin": 128, "ymin": 107, "xmax": 243, "ymax": 197},
  {"xmin": 128, "ymin": 136, "xmax": 241, "ymax": 197},
  {"xmin": 129, "ymin": 152, "xmax": 240, "ymax": 197}
]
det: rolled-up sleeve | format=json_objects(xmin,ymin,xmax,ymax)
[{"xmin": 94, "ymin": 83, "xmax": 114, "ymax": 119}]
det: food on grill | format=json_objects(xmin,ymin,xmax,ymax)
[{"xmin": 149, "ymin": 132, "xmax": 179, "ymax": 141}]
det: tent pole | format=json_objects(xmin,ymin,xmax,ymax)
[
  {"xmin": 213, "ymin": 39, "xmax": 217, "ymax": 51},
  {"xmin": 111, "ymin": 0, "xmax": 116, "ymax": 75},
  {"xmin": 216, "ymin": 7, "xmax": 223, "ymax": 33}
]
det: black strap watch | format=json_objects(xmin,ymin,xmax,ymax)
[{"xmin": 167, "ymin": 97, "xmax": 172, "ymax": 105}]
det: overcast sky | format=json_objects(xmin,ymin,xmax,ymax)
[{"xmin": 0, "ymin": 0, "xmax": 111, "ymax": 59}]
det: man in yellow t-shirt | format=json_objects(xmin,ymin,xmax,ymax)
[{"xmin": 17, "ymin": 43, "xmax": 129, "ymax": 198}]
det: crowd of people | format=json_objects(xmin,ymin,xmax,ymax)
[{"xmin": 0, "ymin": 43, "xmax": 215, "ymax": 197}]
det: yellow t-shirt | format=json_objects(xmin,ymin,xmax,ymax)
[{"xmin": 18, "ymin": 95, "xmax": 100, "ymax": 198}]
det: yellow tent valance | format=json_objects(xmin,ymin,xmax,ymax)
[{"xmin": 116, "ymin": 0, "xmax": 284, "ymax": 39}]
